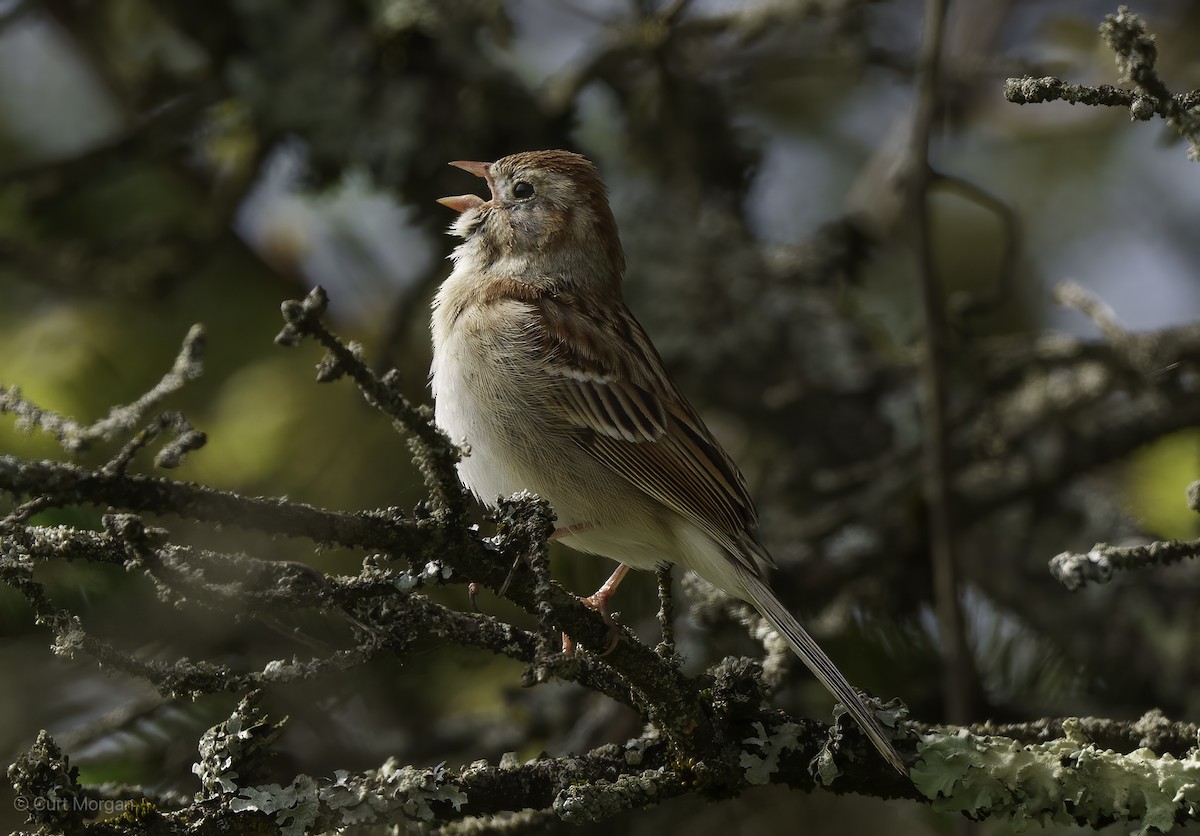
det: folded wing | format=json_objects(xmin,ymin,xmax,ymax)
[{"xmin": 530, "ymin": 293, "xmax": 768, "ymax": 575}]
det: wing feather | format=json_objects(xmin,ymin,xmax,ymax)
[{"xmin": 529, "ymin": 293, "xmax": 765, "ymax": 571}]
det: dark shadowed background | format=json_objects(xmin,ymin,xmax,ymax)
[{"xmin": 2, "ymin": 0, "xmax": 1199, "ymax": 832}]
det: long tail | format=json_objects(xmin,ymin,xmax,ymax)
[{"xmin": 737, "ymin": 566, "xmax": 907, "ymax": 775}]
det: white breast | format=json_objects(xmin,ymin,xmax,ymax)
[{"xmin": 430, "ymin": 280, "xmax": 544, "ymax": 508}]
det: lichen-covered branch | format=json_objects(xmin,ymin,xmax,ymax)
[
  {"xmin": 913, "ymin": 720, "xmax": 1200, "ymax": 835},
  {"xmin": 1049, "ymin": 538, "xmax": 1200, "ymax": 591},
  {"xmin": 1005, "ymin": 6, "xmax": 1200, "ymax": 158},
  {"xmin": 276, "ymin": 286, "xmax": 469, "ymax": 520},
  {"xmin": 15, "ymin": 704, "xmax": 1200, "ymax": 834},
  {"xmin": 959, "ymin": 710, "xmax": 1200, "ymax": 757},
  {"xmin": 5, "ymin": 279, "xmax": 1200, "ymax": 832},
  {"xmin": 0, "ymin": 324, "xmax": 206, "ymax": 456},
  {"xmin": 1003, "ymin": 76, "xmax": 1200, "ymax": 115}
]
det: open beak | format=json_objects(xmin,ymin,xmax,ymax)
[{"xmin": 437, "ymin": 160, "xmax": 494, "ymax": 213}]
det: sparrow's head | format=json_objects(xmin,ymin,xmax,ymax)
[{"xmin": 438, "ymin": 150, "xmax": 625, "ymax": 291}]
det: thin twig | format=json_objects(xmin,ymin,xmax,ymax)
[
  {"xmin": 952, "ymin": 710, "xmax": 1199, "ymax": 756},
  {"xmin": 0, "ymin": 325, "xmax": 205, "ymax": 454},
  {"xmin": 276, "ymin": 287, "xmax": 469, "ymax": 520},
  {"xmin": 1004, "ymin": 77, "xmax": 1200, "ymax": 113},
  {"xmin": 655, "ymin": 564, "xmax": 675, "ymax": 659},
  {"xmin": 1005, "ymin": 8, "xmax": 1200, "ymax": 158},
  {"xmin": 1049, "ymin": 538, "xmax": 1200, "ymax": 591}
]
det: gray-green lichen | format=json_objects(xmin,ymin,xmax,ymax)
[
  {"xmin": 259, "ymin": 658, "xmax": 307, "ymax": 681},
  {"xmin": 913, "ymin": 722, "xmax": 1200, "ymax": 834},
  {"xmin": 7, "ymin": 731, "xmax": 84, "ymax": 834},
  {"xmin": 624, "ymin": 732, "xmax": 660, "ymax": 767},
  {"xmin": 194, "ymin": 691, "xmax": 467, "ymax": 831},
  {"xmin": 50, "ymin": 615, "xmax": 87, "ymax": 658},
  {"xmin": 741, "ymin": 721, "xmax": 806, "ymax": 786},
  {"xmin": 230, "ymin": 775, "xmax": 320, "ymax": 836},
  {"xmin": 554, "ymin": 769, "xmax": 668, "ymax": 824},
  {"xmin": 193, "ymin": 691, "xmax": 286, "ymax": 798},
  {"xmin": 740, "ymin": 700, "xmax": 909, "ymax": 788},
  {"xmin": 343, "ymin": 759, "xmax": 467, "ymax": 824}
]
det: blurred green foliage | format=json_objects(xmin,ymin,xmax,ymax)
[
  {"xmin": 1126, "ymin": 430, "xmax": 1200, "ymax": 541},
  {"xmin": 2, "ymin": 0, "xmax": 1200, "ymax": 832}
]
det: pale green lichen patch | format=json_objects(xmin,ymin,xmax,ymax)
[
  {"xmin": 194, "ymin": 693, "xmax": 468, "ymax": 830},
  {"xmin": 50, "ymin": 615, "xmax": 86, "ymax": 657},
  {"xmin": 363, "ymin": 759, "xmax": 468, "ymax": 823},
  {"xmin": 231, "ymin": 775, "xmax": 319, "ymax": 836},
  {"xmin": 913, "ymin": 727, "xmax": 1200, "ymax": 834},
  {"xmin": 193, "ymin": 691, "xmax": 286, "ymax": 798},
  {"xmin": 625, "ymin": 734, "xmax": 658, "ymax": 767},
  {"xmin": 555, "ymin": 769, "xmax": 667, "ymax": 823},
  {"xmin": 740, "ymin": 721, "xmax": 806, "ymax": 786},
  {"xmin": 262, "ymin": 760, "xmax": 468, "ymax": 830}
]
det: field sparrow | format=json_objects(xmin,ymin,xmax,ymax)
[{"xmin": 430, "ymin": 150, "xmax": 905, "ymax": 774}]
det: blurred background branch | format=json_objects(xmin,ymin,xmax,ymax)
[{"xmin": 2, "ymin": 0, "xmax": 1200, "ymax": 833}]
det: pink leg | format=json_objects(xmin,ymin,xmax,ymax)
[
  {"xmin": 562, "ymin": 564, "xmax": 629, "ymax": 656},
  {"xmin": 582, "ymin": 564, "xmax": 630, "ymax": 613}
]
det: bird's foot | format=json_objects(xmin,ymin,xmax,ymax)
[{"xmin": 561, "ymin": 564, "xmax": 629, "ymax": 656}]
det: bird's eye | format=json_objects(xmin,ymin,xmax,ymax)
[{"xmin": 512, "ymin": 181, "xmax": 535, "ymax": 200}]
